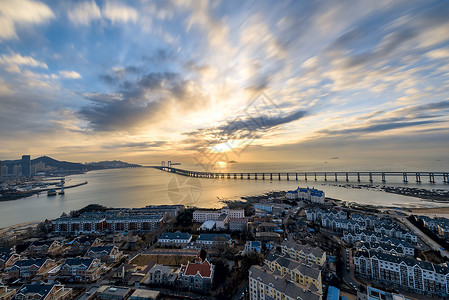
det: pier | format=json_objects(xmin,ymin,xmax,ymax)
[{"xmin": 152, "ymin": 165, "xmax": 449, "ymax": 184}]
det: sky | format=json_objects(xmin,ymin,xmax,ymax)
[{"xmin": 0, "ymin": 0, "xmax": 449, "ymax": 167}]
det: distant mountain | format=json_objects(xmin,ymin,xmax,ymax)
[{"xmin": 2, "ymin": 156, "xmax": 141, "ymax": 171}]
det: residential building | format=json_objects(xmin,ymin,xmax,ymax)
[
  {"xmin": 0, "ymin": 285, "xmax": 16, "ymax": 299},
  {"xmin": 248, "ymin": 265, "xmax": 322, "ymax": 300},
  {"xmin": 264, "ymin": 251, "xmax": 322, "ymax": 294},
  {"xmin": 229, "ymin": 218, "xmax": 248, "ymax": 231},
  {"xmin": 179, "ymin": 259, "xmax": 214, "ymax": 291},
  {"xmin": 106, "ymin": 215, "xmax": 163, "ymax": 232},
  {"xmin": 199, "ymin": 220, "xmax": 216, "ymax": 231},
  {"xmin": 0, "ymin": 248, "xmax": 19, "ymax": 271},
  {"xmin": 144, "ymin": 264, "xmax": 178, "ymax": 286},
  {"xmin": 358, "ymin": 241, "xmax": 414, "ymax": 257},
  {"xmin": 6, "ymin": 258, "xmax": 55, "ymax": 281},
  {"xmin": 220, "ymin": 207, "xmax": 245, "ymax": 218},
  {"xmin": 25, "ymin": 240, "xmax": 62, "ymax": 257},
  {"xmin": 354, "ymin": 250, "xmax": 449, "ymax": 297},
  {"xmin": 59, "ymin": 258, "xmax": 103, "ymax": 282},
  {"xmin": 66, "ymin": 236, "xmax": 102, "ymax": 255},
  {"xmin": 158, "ymin": 232, "xmax": 192, "ymax": 246},
  {"xmin": 85, "ymin": 246, "xmax": 122, "ymax": 263},
  {"xmin": 305, "ymin": 208, "xmax": 347, "ymax": 223},
  {"xmin": 192, "ymin": 210, "xmax": 221, "ymax": 223},
  {"xmin": 244, "ymin": 241, "xmax": 261, "ymax": 254},
  {"xmin": 52, "ymin": 217, "xmax": 107, "ymax": 234},
  {"xmin": 21, "ymin": 155, "xmax": 31, "ymax": 177},
  {"xmin": 362, "ymin": 286, "xmax": 409, "ymax": 300},
  {"xmin": 14, "ymin": 282, "xmax": 71, "ymax": 300},
  {"xmin": 195, "ymin": 233, "xmax": 231, "ymax": 248},
  {"xmin": 254, "ymin": 203, "xmax": 274, "ymax": 214},
  {"xmin": 280, "ymin": 241, "xmax": 326, "ymax": 267}
]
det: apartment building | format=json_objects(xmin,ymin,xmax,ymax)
[
  {"xmin": 358, "ymin": 241, "xmax": 414, "ymax": 257},
  {"xmin": 249, "ymin": 265, "xmax": 322, "ymax": 300},
  {"xmin": 179, "ymin": 259, "xmax": 214, "ymax": 291},
  {"xmin": 229, "ymin": 218, "xmax": 248, "ymax": 231},
  {"xmin": 193, "ymin": 207, "xmax": 244, "ymax": 223},
  {"xmin": 354, "ymin": 250, "xmax": 449, "ymax": 297},
  {"xmin": 264, "ymin": 251, "xmax": 322, "ymax": 294},
  {"xmin": 280, "ymin": 241, "xmax": 326, "ymax": 267}
]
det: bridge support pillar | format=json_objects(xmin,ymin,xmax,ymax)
[
  {"xmin": 357, "ymin": 173, "xmax": 361, "ymax": 182},
  {"xmin": 296, "ymin": 173, "xmax": 298, "ymax": 181},
  {"xmin": 262, "ymin": 173, "xmax": 265, "ymax": 180},
  {"xmin": 278, "ymin": 173, "xmax": 281, "ymax": 181},
  {"xmin": 227, "ymin": 173, "xmax": 230, "ymax": 179},
  {"xmin": 305, "ymin": 173, "xmax": 308, "ymax": 181},
  {"xmin": 287, "ymin": 173, "xmax": 289, "ymax": 181},
  {"xmin": 248, "ymin": 173, "xmax": 250, "ymax": 180},
  {"xmin": 234, "ymin": 173, "xmax": 236, "ymax": 179},
  {"xmin": 255, "ymin": 173, "xmax": 258, "ymax": 180},
  {"xmin": 403, "ymin": 173, "xmax": 408, "ymax": 183},
  {"xmin": 314, "ymin": 173, "xmax": 317, "ymax": 181},
  {"xmin": 429, "ymin": 173, "xmax": 435, "ymax": 183},
  {"xmin": 240, "ymin": 173, "xmax": 243, "ymax": 179},
  {"xmin": 369, "ymin": 172, "xmax": 373, "ymax": 183},
  {"xmin": 270, "ymin": 173, "xmax": 273, "ymax": 181},
  {"xmin": 444, "ymin": 173, "xmax": 448, "ymax": 184},
  {"xmin": 324, "ymin": 173, "xmax": 327, "ymax": 181},
  {"xmin": 416, "ymin": 173, "xmax": 421, "ymax": 183},
  {"xmin": 335, "ymin": 173, "xmax": 338, "ymax": 181},
  {"xmin": 346, "ymin": 173, "xmax": 349, "ymax": 182},
  {"xmin": 382, "ymin": 173, "xmax": 386, "ymax": 183}
]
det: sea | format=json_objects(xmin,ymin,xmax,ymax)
[{"xmin": 1, "ymin": 160, "xmax": 449, "ymax": 228}]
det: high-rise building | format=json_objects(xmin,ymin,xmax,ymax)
[{"xmin": 21, "ymin": 155, "xmax": 31, "ymax": 177}]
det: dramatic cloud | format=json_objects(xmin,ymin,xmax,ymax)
[
  {"xmin": 0, "ymin": 53, "xmax": 48, "ymax": 73},
  {"xmin": 68, "ymin": 0, "xmax": 138, "ymax": 25}
]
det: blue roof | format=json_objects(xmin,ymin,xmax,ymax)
[
  {"xmin": 159, "ymin": 232, "xmax": 192, "ymax": 240},
  {"xmin": 64, "ymin": 258, "xmax": 94, "ymax": 267},
  {"xmin": 327, "ymin": 286, "xmax": 340, "ymax": 300},
  {"xmin": 17, "ymin": 283, "xmax": 56, "ymax": 297},
  {"xmin": 197, "ymin": 233, "xmax": 231, "ymax": 241}
]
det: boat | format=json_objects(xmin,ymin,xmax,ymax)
[{"xmin": 47, "ymin": 189, "xmax": 57, "ymax": 196}]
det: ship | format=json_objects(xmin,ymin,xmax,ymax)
[{"xmin": 47, "ymin": 189, "xmax": 57, "ymax": 196}]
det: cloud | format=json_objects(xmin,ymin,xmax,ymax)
[
  {"xmin": 0, "ymin": 52, "xmax": 48, "ymax": 73},
  {"xmin": 320, "ymin": 120, "xmax": 442, "ymax": 135},
  {"xmin": 58, "ymin": 70, "xmax": 81, "ymax": 79},
  {"xmin": 68, "ymin": 1, "xmax": 101, "ymax": 25},
  {"xmin": 68, "ymin": 1, "xmax": 138, "ymax": 25},
  {"xmin": 185, "ymin": 108, "xmax": 309, "ymax": 146},
  {"xmin": 103, "ymin": 1, "xmax": 138, "ymax": 24},
  {"xmin": 79, "ymin": 71, "xmax": 207, "ymax": 132},
  {"xmin": 102, "ymin": 141, "xmax": 167, "ymax": 150},
  {"xmin": 0, "ymin": 0, "xmax": 54, "ymax": 40}
]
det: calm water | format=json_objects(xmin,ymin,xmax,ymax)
[{"xmin": 1, "ymin": 162, "xmax": 449, "ymax": 228}]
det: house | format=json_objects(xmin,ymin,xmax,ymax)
[
  {"xmin": 144, "ymin": 264, "xmax": 178, "ymax": 286},
  {"xmin": 249, "ymin": 265, "xmax": 321, "ymax": 300},
  {"xmin": 158, "ymin": 232, "xmax": 192, "ymax": 246},
  {"xmin": 25, "ymin": 240, "xmax": 62, "ymax": 257},
  {"xmin": 59, "ymin": 258, "xmax": 103, "ymax": 282},
  {"xmin": 14, "ymin": 282, "xmax": 71, "ymax": 300},
  {"xmin": 85, "ymin": 246, "xmax": 122, "ymax": 263},
  {"xmin": 196, "ymin": 234, "xmax": 231, "ymax": 248},
  {"xmin": 229, "ymin": 218, "xmax": 248, "ymax": 231},
  {"xmin": 244, "ymin": 241, "xmax": 261, "ymax": 254},
  {"xmin": 0, "ymin": 248, "xmax": 19, "ymax": 271},
  {"xmin": 6, "ymin": 258, "xmax": 55, "ymax": 281},
  {"xmin": 66, "ymin": 236, "xmax": 102, "ymax": 255},
  {"xmin": 179, "ymin": 259, "xmax": 214, "ymax": 291},
  {"xmin": 0, "ymin": 285, "xmax": 16, "ymax": 299}
]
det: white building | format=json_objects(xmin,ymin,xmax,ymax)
[{"xmin": 158, "ymin": 232, "xmax": 192, "ymax": 246}]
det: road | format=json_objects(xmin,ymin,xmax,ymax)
[
  {"xmin": 396, "ymin": 217, "xmax": 449, "ymax": 258},
  {"xmin": 232, "ymin": 280, "xmax": 248, "ymax": 300}
]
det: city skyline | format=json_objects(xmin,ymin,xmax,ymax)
[{"xmin": 1, "ymin": 0, "xmax": 449, "ymax": 166}]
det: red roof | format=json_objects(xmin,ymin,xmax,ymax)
[{"xmin": 184, "ymin": 260, "xmax": 212, "ymax": 277}]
